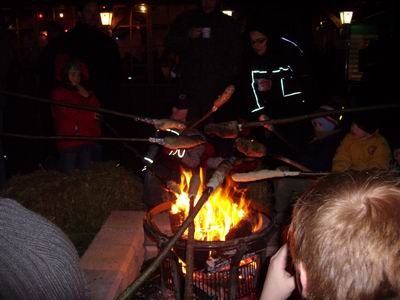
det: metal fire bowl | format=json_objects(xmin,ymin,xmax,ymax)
[{"xmin": 144, "ymin": 201, "xmax": 275, "ymax": 268}]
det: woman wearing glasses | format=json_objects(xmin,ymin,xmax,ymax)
[{"xmin": 239, "ymin": 23, "xmax": 308, "ymax": 121}]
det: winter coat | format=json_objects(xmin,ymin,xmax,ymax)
[
  {"xmin": 166, "ymin": 9, "xmax": 242, "ymax": 120},
  {"xmin": 239, "ymin": 37, "xmax": 308, "ymax": 120},
  {"xmin": 51, "ymin": 87, "xmax": 101, "ymax": 150},
  {"xmin": 332, "ymin": 132, "xmax": 391, "ymax": 172}
]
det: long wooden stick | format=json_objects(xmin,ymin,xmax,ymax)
[
  {"xmin": 0, "ymin": 132, "xmax": 207, "ymax": 150},
  {"xmin": 0, "ymin": 90, "xmax": 148, "ymax": 121},
  {"xmin": 242, "ymin": 103, "xmax": 400, "ymax": 128},
  {"xmin": 0, "ymin": 132, "xmax": 151, "ymax": 142},
  {"xmin": 184, "ymin": 171, "xmax": 201, "ymax": 299},
  {"xmin": 184, "ymin": 194, "xmax": 196, "ymax": 300},
  {"xmin": 118, "ymin": 188, "xmax": 213, "ymax": 300},
  {"xmin": 270, "ymin": 154, "xmax": 312, "ymax": 172},
  {"xmin": 188, "ymin": 85, "xmax": 235, "ymax": 130}
]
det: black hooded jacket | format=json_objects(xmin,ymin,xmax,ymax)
[
  {"xmin": 239, "ymin": 36, "xmax": 308, "ymax": 120},
  {"xmin": 166, "ymin": 8, "xmax": 242, "ymax": 120}
]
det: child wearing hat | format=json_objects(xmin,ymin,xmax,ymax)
[
  {"xmin": 332, "ymin": 113, "xmax": 391, "ymax": 172},
  {"xmin": 51, "ymin": 55, "xmax": 102, "ymax": 175}
]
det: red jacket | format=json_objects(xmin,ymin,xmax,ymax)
[{"xmin": 51, "ymin": 87, "xmax": 101, "ymax": 150}]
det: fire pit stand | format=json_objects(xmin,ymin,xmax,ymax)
[{"xmin": 144, "ymin": 201, "xmax": 276, "ymax": 299}]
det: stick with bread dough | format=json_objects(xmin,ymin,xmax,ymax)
[
  {"xmin": 149, "ymin": 135, "xmax": 205, "ymax": 149},
  {"xmin": 231, "ymin": 169, "xmax": 330, "ymax": 182},
  {"xmin": 232, "ymin": 169, "xmax": 299, "ymax": 182},
  {"xmin": 234, "ymin": 137, "xmax": 267, "ymax": 158},
  {"xmin": 204, "ymin": 121, "xmax": 239, "ymax": 139}
]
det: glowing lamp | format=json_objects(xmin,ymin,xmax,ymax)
[
  {"xmin": 222, "ymin": 10, "xmax": 233, "ymax": 16},
  {"xmin": 340, "ymin": 11, "xmax": 353, "ymax": 25},
  {"xmin": 100, "ymin": 11, "xmax": 113, "ymax": 26},
  {"xmin": 137, "ymin": 3, "xmax": 147, "ymax": 13}
]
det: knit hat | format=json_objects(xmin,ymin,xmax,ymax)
[
  {"xmin": 312, "ymin": 105, "xmax": 339, "ymax": 132},
  {"xmin": 352, "ymin": 112, "xmax": 378, "ymax": 134},
  {"xmin": 246, "ymin": 18, "xmax": 278, "ymax": 41},
  {"xmin": 0, "ymin": 198, "xmax": 89, "ymax": 299}
]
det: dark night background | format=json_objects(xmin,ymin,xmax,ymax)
[{"xmin": 0, "ymin": 0, "xmax": 398, "ymax": 179}]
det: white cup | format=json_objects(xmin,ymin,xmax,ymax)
[
  {"xmin": 257, "ymin": 79, "xmax": 272, "ymax": 92},
  {"xmin": 202, "ymin": 27, "xmax": 211, "ymax": 39}
]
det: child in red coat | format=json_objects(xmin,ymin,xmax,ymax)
[{"xmin": 51, "ymin": 55, "xmax": 101, "ymax": 174}]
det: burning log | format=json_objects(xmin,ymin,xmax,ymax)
[
  {"xmin": 204, "ymin": 121, "xmax": 239, "ymax": 139},
  {"xmin": 225, "ymin": 219, "xmax": 253, "ymax": 240},
  {"xmin": 234, "ymin": 138, "xmax": 267, "ymax": 158},
  {"xmin": 205, "ymin": 255, "xmax": 232, "ymax": 273},
  {"xmin": 166, "ymin": 180, "xmax": 180, "ymax": 194}
]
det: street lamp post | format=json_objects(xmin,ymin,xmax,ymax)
[
  {"xmin": 100, "ymin": 10, "xmax": 113, "ymax": 35},
  {"xmin": 340, "ymin": 10, "xmax": 353, "ymax": 83}
]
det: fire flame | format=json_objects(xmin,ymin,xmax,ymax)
[{"xmin": 170, "ymin": 168, "xmax": 262, "ymax": 241}]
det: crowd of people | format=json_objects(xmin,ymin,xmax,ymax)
[{"xmin": 0, "ymin": 0, "xmax": 399, "ymax": 298}]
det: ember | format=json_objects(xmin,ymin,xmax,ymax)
[{"xmin": 170, "ymin": 169, "xmax": 263, "ymax": 241}]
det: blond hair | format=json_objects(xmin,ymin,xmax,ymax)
[{"xmin": 289, "ymin": 171, "xmax": 400, "ymax": 300}]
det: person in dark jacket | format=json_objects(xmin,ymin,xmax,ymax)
[
  {"xmin": 51, "ymin": 55, "xmax": 101, "ymax": 175},
  {"xmin": 240, "ymin": 23, "xmax": 308, "ymax": 121},
  {"xmin": 166, "ymin": 0, "xmax": 242, "ymax": 123},
  {"xmin": 63, "ymin": 1, "xmax": 121, "ymax": 109}
]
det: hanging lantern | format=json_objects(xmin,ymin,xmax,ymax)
[
  {"xmin": 222, "ymin": 10, "xmax": 233, "ymax": 16},
  {"xmin": 100, "ymin": 11, "xmax": 113, "ymax": 26},
  {"xmin": 340, "ymin": 11, "xmax": 353, "ymax": 25},
  {"xmin": 135, "ymin": 3, "xmax": 147, "ymax": 13}
]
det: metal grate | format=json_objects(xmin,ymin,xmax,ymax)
[{"xmin": 162, "ymin": 253, "xmax": 261, "ymax": 299}]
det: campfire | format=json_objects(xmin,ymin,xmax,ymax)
[
  {"xmin": 170, "ymin": 168, "xmax": 263, "ymax": 241},
  {"xmin": 145, "ymin": 168, "xmax": 274, "ymax": 299}
]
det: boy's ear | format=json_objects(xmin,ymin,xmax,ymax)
[{"xmin": 298, "ymin": 262, "xmax": 308, "ymax": 298}]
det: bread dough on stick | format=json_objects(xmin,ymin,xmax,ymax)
[
  {"xmin": 204, "ymin": 121, "xmax": 239, "ymax": 139},
  {"xmin": 231, "ymin": 169, "xmax": 300, "ymax": 182},
  {"xmin": 234, "ymin": 137, "xmax": 267, "ymax": 158}
]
